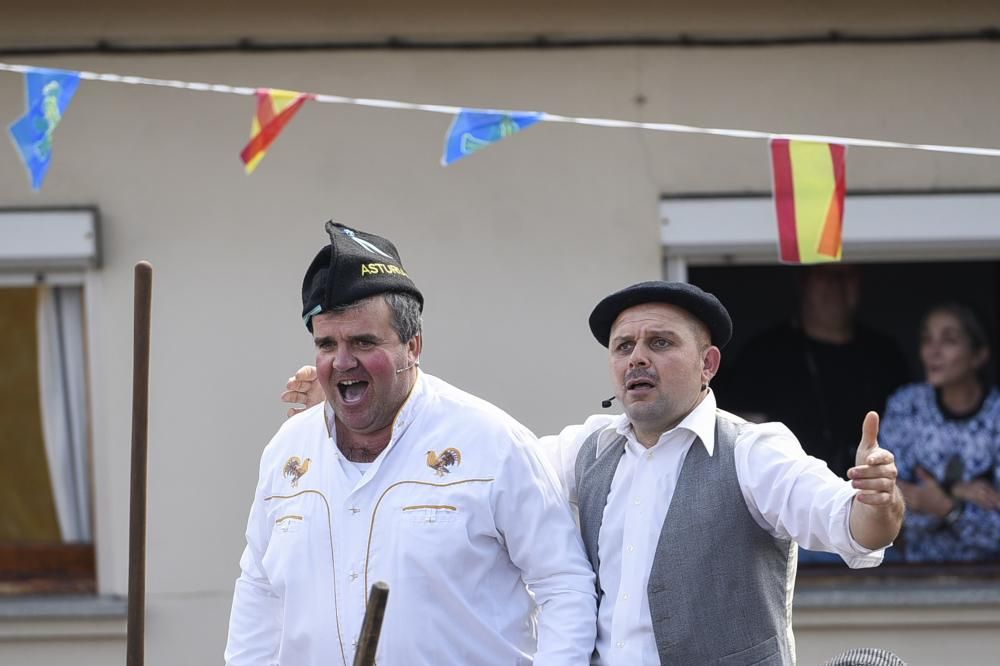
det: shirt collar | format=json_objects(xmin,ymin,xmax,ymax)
[{"xmin": 594, "ymin": 389, "xmax": 718, "ymax": 457}]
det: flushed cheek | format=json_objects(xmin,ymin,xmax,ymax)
[{"xmin": 359, "ymin": 352, "xmax": 399, "ymax": 380}]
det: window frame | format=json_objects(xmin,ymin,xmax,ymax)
[
  {"xmin": 0, "ymin": 207, "xmax": 99, "ymax": 596},
  {"xmin": 660, "ymin": 189, "xmax": 1000, "ymax": 576}
]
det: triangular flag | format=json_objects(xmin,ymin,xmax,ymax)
[
  {"xmin": 8, "ymin": 68, "xmax": 81, "ymax": 191},
  {"xmin": 441, "ymin": 109, "xmax": 542, "ymax": 165},
  {"xmin": 770, "ymin": 139, "xmax": 847, "ymax": 264},
  {"xmin": 240, "ymin": 89, "xmax": 312, "ymax": 174}
]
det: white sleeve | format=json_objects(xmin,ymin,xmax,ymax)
[
  {"xmin": 535, "ymin": 414, "xmax": 618, "ymax": 505},
  {"xmin": 225, "ymin": 459, "xmax": 283, "ymax": 665},
  {"xmin": 493, "ymin": 426, "xmax": 598, "ymax": 665},
  {"xmin": 734, "ymin": 422, "xmax": 884, "ymax": 569}
]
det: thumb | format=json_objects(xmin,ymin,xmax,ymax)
[
  {"xmin": 857, "ymin": 410, "xmax": 880, "ymax": 458},
  {"xmin": 858, "ymin": 412, "xmax": 878, "ymax": 454}
]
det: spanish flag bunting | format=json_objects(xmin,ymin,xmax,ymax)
[
  {"xmin": 240, "ymin": 89, "xmax": 312, "ymax": 174},
  {"xmin": 769, "ymin": 139, "xmax": 847, "ymax": 264}
]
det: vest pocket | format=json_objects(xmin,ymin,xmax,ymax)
[{"xmin": 718, "ymin": 635, "xmax": 780, "ymax": 665}]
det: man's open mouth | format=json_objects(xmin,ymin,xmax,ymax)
[
  {"xmin": 337, "ymin": 379, "xmax": 369, "ymax": 404},
  {"xmin": 626, "ymin": 379, "xmax": 655, "ymax": 390}
]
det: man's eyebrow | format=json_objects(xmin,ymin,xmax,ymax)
[
  {"xmin": 349, "ymin": 333, "xmax": 384, "ymax": 344},
  {"xmin": 612, "ymin": 329, "xmax": 679, "ymax": 343},
  {"xmin": 314, "ymin": 335, "xmax": 334, "ymax": 347},
  {"xmin": 644, "ymin": 328, "xmax": 681, "ymax": 338}
]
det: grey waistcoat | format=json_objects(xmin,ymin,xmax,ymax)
[{"xmin": 575, "ymin": 409, "xmax": 796, "ymax": 665}]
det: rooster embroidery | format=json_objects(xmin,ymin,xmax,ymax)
[
  {"xmin": 283, "ymin": 456, "xmax": 311, "ymax": 487},
  {"xmin": 426, "ymin": 448, "xmax": 462, "ymax": 476}
]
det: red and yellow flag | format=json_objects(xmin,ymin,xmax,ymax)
[
  {"xmin": 770, "ymin": 139, "xmax": 847, "ymax": 264},
  {"xmin": 240, "ymin": 89, "xmax": 312, "ymax": 174}
]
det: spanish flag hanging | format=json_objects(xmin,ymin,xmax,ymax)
[
  {"xmin": 769, "ymin": 139, "xmax": 847, "ymax": 264},
  {"xmin": 240, "ymin": 89, "xmax": 312, "ymax": 174}
]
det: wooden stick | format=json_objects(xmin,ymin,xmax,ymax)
[
  {"xmin": 352, "ymin": 581, "xmax": 389, "ymax": 666},
  {"xmin": 126, "ymin": 261, "xmax": 153, "ymax": 666}
]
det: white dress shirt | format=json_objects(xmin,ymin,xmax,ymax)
[
  {"xmin": 537, "ymin": 390, "xmax": 883, "ymax": 666},
  {"xmin": 226, "ymin": 371, "xmax": 597, "ymax": 666}
]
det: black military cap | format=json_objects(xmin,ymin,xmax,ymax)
[{"xmin": 301, "ymin": 221, "xmax": 423, "ymax": 331}]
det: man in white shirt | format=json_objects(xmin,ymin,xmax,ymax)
[
  {"xmin": 280, "ymin": 280, "xmax": 904, "ymax": 665},
  {"xmin": 226, "ymin": 222, "xmax": 597, "ymax": 666},
  {"xmin": 554, "ymin": 280, "xmax": 904, "ymax": 665}
]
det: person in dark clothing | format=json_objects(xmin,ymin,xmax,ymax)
[{"xmin": 718, "ymin": 264, "xmax": 909, "ymax": 479}]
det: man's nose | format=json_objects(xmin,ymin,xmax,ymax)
[
  {"xmin": 330, "ymin": 346, "xmax": 358, "ymax": 371},
  {"xmin": 628, "ymin": 347, "xmax": 649, "ymax": 368}
]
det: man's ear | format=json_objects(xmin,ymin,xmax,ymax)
[
  {"xmin": 702, "ymin": 346, "xmax": 722, "ymax": 384},
  {"xmin": 407, "ymin": 334, "xmax": 423, "ymax": 363}
]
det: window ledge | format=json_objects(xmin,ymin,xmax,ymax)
[
  {"xmin": 793, "ymin": 579, "xmax": 1000, "ymax": 629},
  {"xmin": 0, "ymin": 595, "xmax": 126, "ymax": 640},
  {"xmin": 795, "ymin": 579, "xmax": 1000, "ymax": 609}
]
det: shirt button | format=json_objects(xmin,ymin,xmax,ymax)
[
  {"xmin": 622, "ymin": 593, "xmax": 630, "ymax": 600},
  {"xmin": 616, "ymin": 641, "xmax": 625, "ymax": 648},
  {"xmin": 349, "ymin": 507, "xmax": 361, "ymax": 514},
  {"xmin": 349, "ymin": 572, "xmax": 359, "ymax": 581},
  {"xmin": 646, "ymin": 451, "xmax": 654, "ymax": 459},
  {"xmin": 633, "ymin": 498, "xmax": 641, "ymax": 505},
  {"xmin": 626, "ymin": 544, "xmax": 635, "ymax": 553}
]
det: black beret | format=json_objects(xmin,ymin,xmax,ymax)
[
  {"xmin": 589, "ymin": 280, "xmax": 732, "ymax": 348},
  {"xmin": 302, "ymin": 221, "xmax": 423, "ymax": 331}
]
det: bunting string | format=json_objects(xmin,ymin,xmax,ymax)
[
  {"xmin": 2, "ymin": 61, "xmax": 999, "ymax": 158},
  {"xmin": 3, "ymin": 61, "xmax": 998, "ymax": 264}
]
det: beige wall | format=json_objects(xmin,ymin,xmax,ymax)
[
  {"xmin": 1, "ymin": 2, "xmax": 998, "ymax": 664},
  {"xmin": 3, "ymin": 0, "xmax": 1000, "ymax": 43}
]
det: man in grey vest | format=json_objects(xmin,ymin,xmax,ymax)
[
  {"xmin": 553, "ymin": 280, "xmax": 904, "ymax": 665},
  {"xmin": 280, "ymin": 280, "xmax": 905, "ymax": 665}
]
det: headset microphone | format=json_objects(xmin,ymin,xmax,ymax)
[
  {"xmin": 601, "ymin": 396, "xmax": 616, "ymax": 409},
  {"xmin": 395, "ymin": 360, "xmax": 419, "ymax": 375}
]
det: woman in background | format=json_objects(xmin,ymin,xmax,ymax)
[{"xmin": 880, "ymin": 303, "xmax": 1000, "ymax": 562}]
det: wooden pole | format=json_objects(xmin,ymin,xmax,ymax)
[
  {"xmin": 352, "ymin": 582, "xmax": 389, "ymax": 666},
  {"xmin": 126, "ymin": 261, "xmax": 153, "ymax": 666}
]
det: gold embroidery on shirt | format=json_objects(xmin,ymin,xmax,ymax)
[
  {"xmin": 265, "ymin": 490, "xmax": 348, "ymax": 666},
  {"xmin": 364, "ymin": 478, "xmax": 494, "ymax": 595},
  {"xmin": 425, "ymin": 448, "xmax": 461, "ymax": 476},
  {"xmin": 283, "ymin": 456, "xmax": 311, "ymax": 487}
]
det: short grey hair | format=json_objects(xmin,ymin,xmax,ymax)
[
  {"xmin": 382, "ymin": 292, "xmax": 423, "ymax": 342},
  {"xmin": 328, "ymin": 292, "xmax": 423, "ymax": 343}
]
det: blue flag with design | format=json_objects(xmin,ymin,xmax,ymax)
[
  {"xmin": 441, "ymin": 109, "xmax": 542, "ymax": 165},
  {"xmin": 8, "ymin": 68, "xmax": 82, "ymax": 190}
]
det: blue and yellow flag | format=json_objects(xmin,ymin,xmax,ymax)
[
  {"xmin": 8, "ymin": 68, "xmax": 81, "ymax": 190},
  {"xmin": 441, "ymin": 109, "xmax": 542, "ymax": 165}
]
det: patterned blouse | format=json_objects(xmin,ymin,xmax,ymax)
[{"xmin": 880, "ymin": 383, "xmax": 1000, "ymax": 562}]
